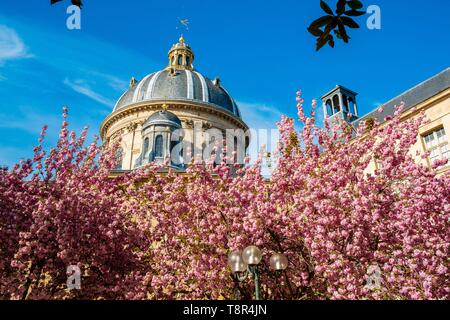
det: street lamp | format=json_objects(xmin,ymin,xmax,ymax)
[{"xmin": 228, "ymin": 245, "xmax": 288, "ymax": 300}]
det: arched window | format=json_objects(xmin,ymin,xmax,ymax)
[
  {"xmin": 348, "ymin": 97, "xmax": 356, "ymax": 115},
  {"xmin": 186, "ymin": 56, "xmax": 190, "ymax": 66},
  {"xmin": 155, "ymin": 135, "xmax": 163, "ymax": 158},
  {"xmin": 178, "ymin": 55, "xmax": 183, "ymax": 65},
  {"xmin": 342, "ymin": 95, "xmax": 349, "ymax": 113},
  {"xmin": 115, "ymin": 148, "xmax": 123, "ymax": 170},
  {"xmin": 332, "ymin": 95, "xmax": 340, "ymax": 114},
  {"xmin": 326, "ymin": 99, "xmax": 333, "ymax": 115},
  {"xmin": 143, "ymin": 137, "xmax": 149, "ymax": 156}
]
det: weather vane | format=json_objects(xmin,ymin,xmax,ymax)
[{"xmin": 176, "ymin": 18, "xmax": 190, "ymax": 31}]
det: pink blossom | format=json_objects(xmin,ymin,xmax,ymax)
[{"xmin": 0, "ymin": 95, "xmax": 448, "ymax": 300}]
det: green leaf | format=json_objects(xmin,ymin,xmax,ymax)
[
  {"xmin": 348, "ymin": 0, "xmax": 363, "ymax": 10},
  {"xmin": 344, "ymin": 9, "xmax": 366, "ymax": 17},
  {"xmin": 341, "ymin": 16, "xmax": 360, "ymax": 28},
  {"xmin": 320, "ymin": 0, "xmax": 334, "ymax": 15}
]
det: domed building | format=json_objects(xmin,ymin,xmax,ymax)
[{"xmin": 100, "ymin": 36, "xmax": 249, "ymax": 171}]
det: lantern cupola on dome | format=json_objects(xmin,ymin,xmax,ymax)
[{"xmin": 167, "ymin": 35, "xmax": 194, "ymax": 71}]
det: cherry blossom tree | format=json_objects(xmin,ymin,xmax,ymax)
[
  {"xmin": 0, "ymin": 108, "xmax": 152, "ymax": 299},
  {"xmin": 1, "ymin": 94, "xmax": 448, "ymax": 300},
  {"xmin": 142, "ymin": 93, "xmax": 449, "ymax": 300}
]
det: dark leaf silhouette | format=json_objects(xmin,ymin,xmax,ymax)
[
  {"xmin": 348, "ymin": 0, "xmax": 363, "ymax": 10},
  {"xmin": 337, "ymin": 21, "xmax": 350, "ymax": 43},
  {"xmin": 310, "ymin": 15, "xmax": 335, "ymax": 29},
  {"xmin": 50, "ymin": 0, "xmax": 83, "ymax": 8},
  {"xmin": 328, "ymin": 36, "xmax": 335, "ymax": 48},
  {"xmin": 308, "ymin": 26, "xmax": 324, "ymax": 37},
  {"xmin": 336, "ymin": 0, "xmax": 347, "ymax": 14},
  {"xmin": 345, "ymin": 9, "xmax": 366, "ymax": 16},
  {"xmin": 308, "ymin": 0, "xmax": 367, "ymax": 51},
  {"xmin": 341, "ymin": 16, "xmax": 360, "ymax": 28},
  {"xmin": 320, "ymin": 0, "xmax": 334, "ymax": 15},
  {"xmin": 316, "ymin": 34, "xmax": 332, "ymax": 51}
]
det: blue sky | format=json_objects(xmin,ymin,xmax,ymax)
[{"xmin": 0, "ymin": 0, "xmax": 449, "ymax": 167}]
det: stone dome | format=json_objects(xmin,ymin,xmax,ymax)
[{"xmin": 113, "ymin": 36, "xmax": 242, "ymax": 118}]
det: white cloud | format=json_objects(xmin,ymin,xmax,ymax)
[
  {"xmin": 0, "ymin": 25, "xmax": 31, "ymax": 65},
  {"xmin": 88, "ymin": 71, "xmax": 128, "ymax": 92},
  {"xmin": 0, "ymin": 107, "xmax": 61, "ymax": 136},
  {"xmin": 237, "ymin": 101, "xmax": 283, "ymax": 130},
  {"xmin": 64, "ymin": 78, "xmax": 114, "ymax": 107}
]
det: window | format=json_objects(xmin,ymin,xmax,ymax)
[
  {"xmin": 423, "ymin": 127, "xmax": 449, "ymax": 166},
  {"xmin": 348, "ymin": 97, "xmax": 356, "ymax": 115},
  {"xmin": 143, "ymin": 137, "xmax": 149, "ymax": 156},
  {"xmin": 332, "ymin": 95, "xmax": 340, "ymax": 114},
  {"xmin": 325, "ymin": 99, "xmax": 333, "ymax": 115},
  {"xmin": 342, "ymin": 95, "xmax": 349, "ymax": 113},
  {"xmin": 115, "ymin": 148, "xmax": 123, "ymax": 170},
  {"xmin": 155, "ymin": 135, "xmax": 163, "ymax": 158}
]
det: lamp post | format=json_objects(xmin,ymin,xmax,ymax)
[{"xmin": 228, "ymin": 245, "xmax": 288, "ymax": 300}]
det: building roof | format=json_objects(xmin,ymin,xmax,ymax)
[
  {"xmin": 143, "ymin": 110, "xmax": 182, "ymax": 128},
  {"xmin": 354, "ymin": 67, "xmax": 450, "ymax": 127},
  {"xmin": 321, "ymin": 85, "xmax": 358, "ymax": 99}
]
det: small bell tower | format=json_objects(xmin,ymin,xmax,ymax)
[{"xmin": 321, "ymin": 85, "xmax": 359, "ymax": 124}]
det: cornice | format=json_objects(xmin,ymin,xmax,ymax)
[{"xmin": 100, "ymin": 100, "xmax": 249, "ymax": 140}]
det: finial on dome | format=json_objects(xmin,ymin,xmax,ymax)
[
  {"xmin": 213, "ymin": 77, "xmax": 221, "ymax": 87},
  {"xmin": 179, "ymin": 35, "xmax": 185, "ymax": 44},
  {"xmin": 129, "ymin": 77, "xmax": 137, "ymax": 89}
]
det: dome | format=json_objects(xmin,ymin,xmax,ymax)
[
  {"xmin": 113, "ymin": 37, "xmax": 242, "ymax": 119},
  {"xmin": 114, "ymin": 70, "xmax": 241, "ymax": 118},
  {"xmin": 143, "ymin": 109, "xmax": 182, "ymax": 128}
]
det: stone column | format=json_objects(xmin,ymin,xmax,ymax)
[{"xmin": 338, "ymin": 94, "xmax": 344, "ymax": 113}]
